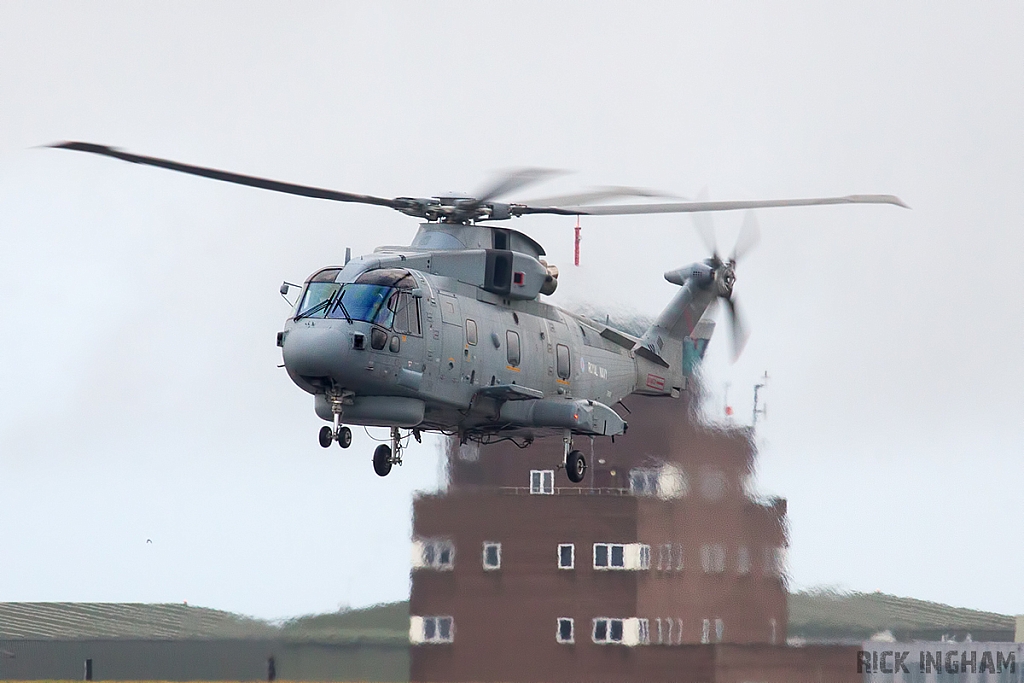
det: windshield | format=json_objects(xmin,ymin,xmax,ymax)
[{"xmin": 296, "ymin": 283, "xmax": 396, "ymax": 327}]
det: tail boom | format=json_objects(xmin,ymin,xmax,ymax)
[{"xmin": 632, "ymin": 263, "xmax": 718, "ymax": 396}]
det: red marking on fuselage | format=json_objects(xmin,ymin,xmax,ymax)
[{"xmin": 646, "ymin": 374, "xmax": 666, "ymax": 391}]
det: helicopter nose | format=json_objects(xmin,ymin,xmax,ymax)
[{"xmin": 281, "ymin": 325, "xmax": 344, "ymax": 380}]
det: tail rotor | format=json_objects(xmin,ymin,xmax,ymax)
[{"xmin": 692, "ymin": 209, "xmax": 760, "ymax": 362}]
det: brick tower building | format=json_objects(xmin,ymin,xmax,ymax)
[{"xmin": 408, "ymin": 390, "xmax": 802, "ymax": 682}]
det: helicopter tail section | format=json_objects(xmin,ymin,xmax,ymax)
[{"xmin": 633, "ymin": 264, "xmax": 718, "ymax": 396}]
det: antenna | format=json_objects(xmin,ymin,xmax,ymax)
[
  {"xmin": 752, "ymin": 371, "xmax": 769, "ymax": 427},
  {"xmin": 723, "ymin": 381, "xmax": 734, "ymax": 420}
]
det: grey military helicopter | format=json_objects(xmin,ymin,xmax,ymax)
[{"xmin": 52, "ymin": 142, "xmax": 906, "ymax": 481}]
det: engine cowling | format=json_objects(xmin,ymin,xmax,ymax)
[{"xmin": 539, "ymin": 259, "xmax": 559, "ymax": 296}]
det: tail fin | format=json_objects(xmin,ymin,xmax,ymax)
[{"xmin": 633, "ymin": 263, "xmax": 718, "ymax": 395}]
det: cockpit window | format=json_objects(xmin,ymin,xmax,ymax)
[
  {"xmin": 294, "ymin": 282, "xmax": 421, "ymax": 335},
  {"xmin": 296, "ymin": 283, "xmax": 396, "ymax": 327},
  {"xmin": 355, "ymin": 268, "xmax": 416, "ymax": 289},
  {"xmin": 295, "ymin": 282, "xmax": 341, "ymax": 319},
  {"xmin": 329, "ymin": 284, "xmax": 394, "ymax": 326},
  {"xmin": 295, "ymin": 268, "xmax": 422, "ymax": 332},
  {"xmin": 309, "ymin": 268, "xmax": 342, "ymax": 283}
]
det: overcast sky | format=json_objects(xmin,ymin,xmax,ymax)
[{"xmin": 1, "ymin": 2, "xmax": 1022, "ymax": 620}]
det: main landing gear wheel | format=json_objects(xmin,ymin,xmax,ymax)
[
  {"xmin": 373, "ymin": 444, "xmax": 393, "ymax": 477},
  {"xmin": 566, "ymin": 449, "xmax": 587, "ymax": 484},
  {"xmin": 318, "ymin": 426, "xmax": 334, "ymax": 448},
  {"xmin": 337, "ymin": 426, "xmax": 352, "ymax": 449}
]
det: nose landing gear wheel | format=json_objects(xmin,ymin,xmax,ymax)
[
  {"xmin": 373, "ymin": 444, "xmax": 393, "ymax": 477},
  {"xmin": 337, "ymin": 426, "xmax": 352, "ymax": 449},
  {"xmin": 566, "ymin": 450, "xmax": 587, "ymax": 483},
  {"xmin": 318, "ymin": 426, "xmax": 334, "ymax": 448}
]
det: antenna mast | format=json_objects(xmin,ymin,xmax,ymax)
[{"xmin": 752, "ymin": 371, "xmax": 769, "ymax": 427}]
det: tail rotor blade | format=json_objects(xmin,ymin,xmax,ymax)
[
  {"xmin": 730, "ymin": 211, "xmax": 761, "ymax": 264},
  {"xmin": 691, "ymin": 187, "xmax": 718, "ymax": 259},
  {"xmin": 725, "ymin": 297, "xmax": 750, "ymax": 362}
]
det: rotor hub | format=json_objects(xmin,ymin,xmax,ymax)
[{"xmin": 715, "ymin": 263, "xmax": 736, "ymax": 298}]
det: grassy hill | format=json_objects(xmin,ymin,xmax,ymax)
[
  {"xmin": 2, "ymin": 593, "xmax": 1014, "ymax": 644},
  {"xmin": 788, "ymin": 590, "xmax": 1015, "ymax": 643},
  {"xmin": 278, "ymin": 602, "xmax": 410, "ymax": 644}
]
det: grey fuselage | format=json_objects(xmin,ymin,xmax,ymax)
[{"xmin": 278, "ymin": 223, "xmax": 716, "ymax": 441}]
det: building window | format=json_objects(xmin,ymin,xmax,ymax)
[
  {"xmin": 558, "ymin": 543, "xmax": 575, "ymax": 569},
  {"xmin": 593, "ymin": 618, "xmax": 624, "ymax": 644},
  {"xmin": 530, "ymin": 469, "xmax": 554, "ymax": 495},
  {"xmin": 675, "ymin": 543, "xmax": 685, "ymax": 571},
  {"xmin": 737, "ymin": 546, "xmax": 750, "ymax": 575},
  {"xmin": 412, "ymin": 538, "xmax": 455, "ymax": 570},
  {"xmin": 638, "ymin": 618, "xmax": 650, "ymax": 645},
  {"xmin": 764, "ymin": 546, "xmax": 787, "ymax": 578},
  {"xmin": 466, "ymin": 319, "xmax": 478, "ymax": 345},
  {"xmin": 594, "ymin": 543, "xmax": 650, "ymax": 570},
  {"xmin": 589, "ymin": 618, "xmax": 649, "ymax": 646},
  {"xmin": 657, "ymin": 543, "xmax": 670, "ymax": 571},
  {"xmin": 410, "ymin": 616, "xmax": 454, "ymax": 644},
  {"xmin": 658, "ymin": 618, "xmax": 681, "ymax": 645},
  {"xmin": 698, "ymin": 468, "xmax": 727, "ymax": 501},
  {"xmin": 506, "ymin": 330, "xmax": 521, "ymax": 367},
  {"xmin": 630, "ymin": 468, "xmax": 659, "ymax": 496},
  {"xmin": 482, "ymin": 542, "xmax": 501, "ymax": 570},
  {"xmin": 557, "ymin": 618, "xmax": 574, "ymax": 644},
  {"xmin": 594, "ymin": 543, "xmax": 622, "ymax": 569},
  {"xmin": 629, "ymin": 464, "xmax": 686, "ymax": 499},
  {"xmin": 698, "ymin": 618, "xmax": 724, "ymax": 644},
  {"xmin": 700, "ymin": 543, "xmax": 725, "ymax": 573},
  {"xmin": 556, "ymin": 343, "xmax": 570, "ymax": 379}
]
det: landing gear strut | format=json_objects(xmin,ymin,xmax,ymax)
[
  {"xmin": 319, "ymin": 390, "xmax": 353, "ymax": 449},
  {"xmin": 372, "ymin": 427, "xmax": 405, "ymax": 477},
  {"xmin": 563, "ymin": 430, "xmax": 586, "ymax": 484}
]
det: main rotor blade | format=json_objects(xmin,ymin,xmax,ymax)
[
  {"xmin": 520, "ymin": 194, "xmax": 909, "ymax": 216},
  {"xmin": 49, "ymin": 141, "xmax": 402, "ymax": 209},
  {"xmin": 473, "ymin": 167, "xmax": 566, "ymax": 206},
  {"xmin": 521, "ymin": 185, "xmax": 677, "ymax": 207},
  {"xmin": 730, "ymin": 211, "xmax": 761, "ymax": 264}
]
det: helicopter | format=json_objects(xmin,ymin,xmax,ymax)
[{"xmin": 51, "ymin": 141, "xmax": 906, "ymax": 481}]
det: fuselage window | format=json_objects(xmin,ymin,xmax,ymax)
[
  {"xmin": 556, "ymin": 344, "xmax": 571, "ymax": 380},
  {"xmin": 506, "ymin": 330, "xmax": 521, "ymax": 367},
  {"xmin": 391, "ymin": 291, "xmax": 421, "ymax": 336},
  {"xmin": 466, "ymin": 319, "xmax": 478, "ymax": 346}
]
